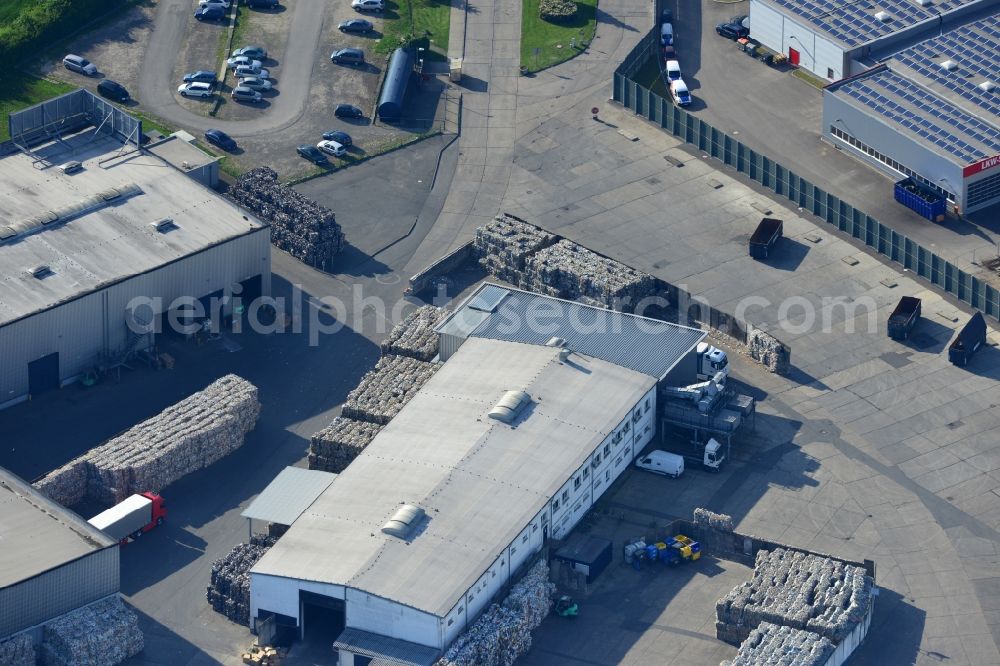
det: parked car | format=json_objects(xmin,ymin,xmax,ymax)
[
  {"xmin": 660, "ymin": 22, "xmax": 673, "ymax": 46},
  {"xmin": 334, "ymin": 104, "xmax": 364, "ymax": 119},
  {"xmin": 234, "ymin": 65, "xmax": 270, "ymax": 79},
  {"xmin": 661, "ymin": 7, "xmax": 672, "ymax": 23},
  {"xmin": 238, "ymin": 76, "xmax": 272, "ymax": 91},
  {"xmin": 665, "ymin": 59, "xmax": 681, "ymax": 82},
  {"xmin": 199, "ymin": 0, "xmax": 231, "ymax": 7},
  {"xmin": 317, "ymin": 139, "xmax": 346, "ymax": 157},
  {"xmin": 97, "ymin": 79, "xmax": 129, "ymax": 102},
  {"xmin": 245, "ymin": 0, "xmax": 279, "ymax": 7},
  {"xmin": 322, "ymin": 130, "xmax": 352, "ymax": 146},
  {"xmin": 232, "ymin": 86, "xmax": 263, "ymax": 103},
  {"xmin": 232, "ymin": 45, "xmax": 268, "ymax": 59},
  {"xmin": 352, "ymin": 0, "xmax": 384, "ymax": 11},
  {"xmin": 63, "ymin": 54, "xmax": 97, "ymax": 76},
  {"xmin": 716, "ymin": 22, "xmax": 749, "ymax": 39},
  {"xmin": 228, "ymin": 55, "xmax": 262, "ymax": 70},
  {"xmin": 330, "ymin": 47, "xmax": 365, "ymax": 65},
  {"xmin": 670, "ymin": 79, "xmax": 691, "ymax": 106},
  {"xmin": 297, "ymin": 144, "xmax": 328, "ymax": 164},
  {"xmin": 662, "ymin": 44, "xmax": 677, "ymax": 60},
  {"xmin": 183, "ymin": 70, "xmax": 217, "ymax": 84},
  {"xmin": 730, "ymin": 14, "xmax": 748, "ymax": 26},
  {"xmin": 195, "ymin": 5, "xmax": 226, "ymax": 20},
  {"xmin": 177, "ymin": 81, "xmax": 214, "ymax": 98},
  {"xmin": 338, "ymin": 19, "xmax": 373, "ymax": 33},
  {"xmin": 204, "ymin": 129, "xmax": 237, "ymax": 151}
]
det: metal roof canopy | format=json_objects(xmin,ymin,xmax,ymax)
[
  {"xmin": 436, "ymin": 282, "xmax": 707, "ymax": 380},
  {"xmin": 241, "ymin": 467, "xmax": 337, "ymax": 526},
  {"xmin": 334, "ymin": 627, "xmax": 439, "ymax": 665}
]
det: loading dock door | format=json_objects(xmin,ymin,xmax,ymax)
[
  {"xmin": 300, "ymin": 591, "xmax": 345, "ymax": 644},
  {"xmin": 788, "ymin": 47, "xmax": 800, "ymax": 65},
  {"xmin": 28, "ymin": 352, "xmax": 60, "ymax": 395}
]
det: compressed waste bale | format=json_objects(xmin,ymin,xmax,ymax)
[
  {"xmin": 230, "ymin": 167, "xmax": 345, "ymax": 268},
  {"xmin": 380, "ymin": 306, "xmax": 447, "ymax": 361},
  {"xmin": 437, "ymin": 560, "xmax": 554, "ymax": 666},
  {"xmin": 473, "ymin": 214, "xmax": 557, "ymax": 285},
  {"xmin": 0, "ymin": 634, "xmax": 35, "ymax": 666},
  {"xmin": 694, "ymin": 507, "xmax": 734, "ymax": 532},
  {"xmin": 715, "ymin": 548, "xmax": 873, "ymax": 645},
  {"xmin": 341, "ymin": 355, "xmax": 439, "ymax": 425},
  {"xmin": 39, "ymin": 596, "xmax": 143, "ymax": 666},
  {"xmin": 727, "ymin": 622, "xmax": 836, "ymax": 666},
  {"xmin": 34, "ymin": 375, "xmax": 260, "ymax": 506},
  {"xmin": 33, "ymin": 459, "xmax": 88, "ymax": 508},
  {"xmin": 309, "ymin": 417, "xmax": 383, "ymax": 472},
  {"xmin": 207, "ymin": 535, "xmax": 278, "ymax": 627},
  {"xmin": 522, "ymin": 240, "xmax": 657, "ymax": 311}
]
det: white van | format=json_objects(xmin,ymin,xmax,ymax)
[
  {"xmin": 665, "ymin": 59, "xmax": 682, "ymax": 82},
  {"xmin": 635, "ymin": 450, "xmax": 684, "ymax": 478},
  {"xmin": 670, "ymin": 79, "xmax": 691, "ymax": 106},
  {"xmin": 660, "ymin": 22, "xmax": 674, "ymax": 46}
]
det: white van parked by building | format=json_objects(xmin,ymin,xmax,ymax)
[
  {"xmin": 635, "ymin": 450, "xmax": 685, "ymax": 478},
  {"xmin": 670, "ymin": 79, "xmax": 691, "ymax": 106}
]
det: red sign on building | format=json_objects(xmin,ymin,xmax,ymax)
[{"xmin": 964, "ymin": 155, "xmax": 1000, "ymax": 177}]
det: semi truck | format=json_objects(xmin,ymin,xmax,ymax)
[
  {"xmin": 696, "ymin": 342, "xmax": 729, "ymax": 382},
  {"xmin": 948, "ymin": 312, "xmax": 986, "ymax": 366},
  {"xmin": 88, "ymin": 492, "xmax": 167, "ymax": 543},
  {"xmin": 887, "ymin": 296, "xmax": 921, "ymax": 341}
]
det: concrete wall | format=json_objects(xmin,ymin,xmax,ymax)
[
  {"xmin": 345, "ymin": 589, "xmax": 439, "ymax": 648},
  {"xmin": 250, "ymin": 574, "xmax": 345, "ymax": 624},
  {"xmin": 0, "ymin": 228, "xmax": 271, "ymax": 407},
  {"xmin": 0, "ymin": 546, "xmax": 119, "ymax": 638}
]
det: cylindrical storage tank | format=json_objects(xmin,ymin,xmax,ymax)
[{"xmin": 377, "ymin": 48, "xmax": 415, "ymax": 123}]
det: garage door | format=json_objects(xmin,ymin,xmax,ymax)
[{"xmin": 28, "ymin": 352, "xmax": 60, "ymax": 395}]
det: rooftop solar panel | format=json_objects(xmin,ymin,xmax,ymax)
[{"xmin": 764, "ymin": 0, "xmax": 980, "ymax": 47}]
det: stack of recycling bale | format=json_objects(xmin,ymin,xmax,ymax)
[
  {"xmin": 0, "ymin": 634, "xmax": 34, "ymax": 666},
  {"xmin": 230, "ymin": 167, "xmax": 345, "ymax": 268},
  {"xmin": 34, "ymin": 375, "xmax": 260, "ymax": 507},
  {"xmin": 380, "ymin": 306, "xmax": 447, "ymax": 361},
  {"xmin": 207, "ymin": 535, "xmax": 278, "ymax": 627},
  {"xmin": 436, "ymin": 560, "xmax": 554, "ymax": 666},
  {"xmin": 473, "ymin": 214, "xmax": 557, "ymax": 284},
  {"xmin": 722, "ymin": 622, "xmax": 836, "ymax": 666},
  {"xmin": 715, "ymin": 548, "xmax": 874, "ymax": 646},
  {"xmin": 521, "ymin": 240, "xmax": 657, "ymax": 311},
  {"xmin": 340, "ymin": 355, "xmax": 438, "ymax": 425},
  {"xmin": 308, "ymin": 417, "xmax": 383, "ymax": 473},
  {"xmin": 39, "ymin": 596, "xmax": 143, "ymax": 666}
]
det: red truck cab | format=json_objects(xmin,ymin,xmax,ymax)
[{"xmin": 140, "ymin": 492, "xmax": 168, "ymax": 533}]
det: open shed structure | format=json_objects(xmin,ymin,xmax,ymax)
[{"xmin": 377, "ymin": 48, "xmax": 415, "ymax": 123}]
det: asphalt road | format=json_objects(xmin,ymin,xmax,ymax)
[{"xmin": 138, "ymin": 0, "xmax": 326, "ymax": 137}]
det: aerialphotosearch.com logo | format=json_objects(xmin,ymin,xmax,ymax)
[{"xmin": 124, "ymin": 283, "xmax": 881, "ymax": 346}]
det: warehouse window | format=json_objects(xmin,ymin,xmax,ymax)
[
  {"xmin": 645, "ymin": 399, "xmax": 650, "ymax": 413},
  {"xmin": 522, "ymin": 534, "xmax": 529, "ymax": 544},
  {"xmin": 448, "ymin": 618, "xmax": 455, "ymax": 626},
  {"xmin": 604, "ymin": 444, "xmax": 610, "ymax": 457},
  {"xmin": 624, "ymin": 422, "xmax": 630, "ymax": 433},
  {"xmin": 968, "ymin": 170, "xmax": 1000, "ymax": 209},
  {"xmin": 606, "ymin": 470, "xmax": 611, "ymax": 481},
  {"xmin": 574, "ymin": 476, "xmax": 581, "ymax": 490},
  {"xmin": 827, "ymin": 67, "xmax": 834, "ymax": 79},
  {"xmin": 829, "ymin": 125, "xmax": 954, "ymax": 201},
  {"xmin": 562, "ymin": 490, "xmax": 569, "ymax": 502},
  {"xmin": 594, "ymin": 452, "xmax": 602, "ymax": 466},
  {"xmin": 553, "ymin": 498, "xmax": 560, "ymax": 511},
  {"xmin": 582, "ymin": 467, "xmax": 589, "ymax": 480}
]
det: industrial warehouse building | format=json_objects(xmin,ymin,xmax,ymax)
[
  {"xmin": 0, "ymin": 90, "xmax": 271, "ymax": 408},
  {"xmin": 0, "ymin": 466, "xmax": 119, "ymax": 641},
  {"xmin": 747, "ymin": 0, "xmax": 1000, "ymax": 213},
  {"xmin": 824, "ymin": 13, "xmax": 1000, "ymax": 213},
  {"xmin": 251, "ymin": 286, "xmax": 706, "ymax": 663}
]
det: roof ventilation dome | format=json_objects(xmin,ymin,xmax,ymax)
[
  {"xmin": 381, "ymin": 504, "xmax": 426, "ymax": 539},
  {"xmin": 488, "ymin": 390, "xmax": 531, "ymax": 424}
]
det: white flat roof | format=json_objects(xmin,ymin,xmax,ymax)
[
  {"xmin": 0, "ymin": 129, "xmax": 266, "ymax": 328},
  {"xmin": 241, "ymin": 467, "xmax": 338, "ymax": 526},
  {"xmin": 252, "ymin": 337, "xmax": 655, "ymax": 617},
  {"xmin": 0, "ymin": 467, "xmax": 115, "ymax": 588}
]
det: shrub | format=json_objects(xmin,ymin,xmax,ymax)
[
  {"xmin": 0, "ymin": 0, "xmax": 130, "ymax": 64},
  {"xmin": 539, "ymin": 0, "xmax": 576, "ymax": 22}
]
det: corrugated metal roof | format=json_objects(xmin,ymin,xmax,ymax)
[
  {"xmin": 241, "ymin": 467, "xmax": 337, "ymax": 526},
  {"xmin": 0, "ymin": 467, "xmax": 116, "ymax": 587},
  {"xmin": 334, "ymin": 627, "xmax": 440, "ymax": 665},
  {"xmin": 438, "ymin": 283, "xmax": 706, "ymax": 379}
]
